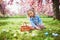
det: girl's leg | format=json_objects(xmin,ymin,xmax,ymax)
[
  {"xmin": 38, "ymin": 24, "xmax": 46, "ymax": 29},
  {"xmin": 35, "ymin": 27, "xmax": 41, "ymax": 30},
  {"xmin": 23, "ymin": 24, "xmax": 41, "ymax": 30}
]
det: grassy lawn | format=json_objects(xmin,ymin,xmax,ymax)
[{"xmin": 0, "ymin": 17, "xmax": 60, "ymax": 40}]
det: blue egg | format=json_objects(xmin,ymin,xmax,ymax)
[{"xmin": 44, "ymin": 32, "xmax": 49, "ymax": 36}]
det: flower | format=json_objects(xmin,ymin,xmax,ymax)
[
  {"xmin": 2, "ymin": 29, "xmax": 7, "ymax": 32},
  {"xmin": 31, "ymin": 33, "xmax": 37, "ymax": 37},
  {"xmin": 6, "ymin": 30, "xmax": 9, "ymax": 32},
  {"xmin": 13, "ymin": 33, "xmax": 17, "ymax": 37}
]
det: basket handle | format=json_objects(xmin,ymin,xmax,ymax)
[{"xmin": 23, "ymin": 22, "xmax": 27, "ymax": 26}]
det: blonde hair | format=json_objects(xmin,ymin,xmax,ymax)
[{"xmin": 27, "ymin": 8, "xmax": 35, "ymax": 15}]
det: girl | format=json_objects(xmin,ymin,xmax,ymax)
[{"xmin": 27, "ymin": 9, "xmax": 45, "ymax": 30}]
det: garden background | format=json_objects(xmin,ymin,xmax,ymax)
[{"xmin": 0, "ymin": 0, "xmax": 60, "ymax": 40}]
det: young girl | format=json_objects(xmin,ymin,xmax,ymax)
[{"xmin": 27, "ymin": 9, "xmax": 45, "ymax": 30}]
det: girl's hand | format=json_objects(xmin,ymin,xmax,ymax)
[{"xmin": 35, "ymin": 27, "xmax": 40, "ymax": 30}]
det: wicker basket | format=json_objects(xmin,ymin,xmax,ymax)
[{"xmin": 20, "ymin": 22, "xmax": 34, "ymax": 32}]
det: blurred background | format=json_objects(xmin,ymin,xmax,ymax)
[
  {"xmin": 0, "ymin": 0, "xmax": 60, "ymax": 40},
  {"xmin": 0, "ymin": 0, "xmax": 55, "ymax": 17}
]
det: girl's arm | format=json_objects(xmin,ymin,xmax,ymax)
[
  {"xmin": 30, "ymin": 18, "xmax": 37, "ymax": 28},
  {"xmin": 37, "ymin": 15, "xmax": 43, "ymax": 24}
]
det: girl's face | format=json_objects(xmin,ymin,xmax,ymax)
[{"xmin": 28, "ymin": 11, "xmax": 35, "ymax": 17}]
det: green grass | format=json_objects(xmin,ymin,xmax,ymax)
[
  {"xmin": 0, "ymin": 15, "xmax": 49, "ymax": 18},
  {"xmin": 0, "ymin": 17, "xmax": 60, "ymax": 40}
]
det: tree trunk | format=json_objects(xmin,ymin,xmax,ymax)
[
  {"xmin": 0, "ymin": 0, "xmax": 5, "ymax": 17},
  {"xmin": 0, "ymin": 4, "xmax": 5, "ymax": 17},
  {"xmin": 52, "ymin": 0, "xmax": 60, "ymax": 20}
]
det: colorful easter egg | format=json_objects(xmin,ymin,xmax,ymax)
[{"xmin": 44, "ymin": 32, "xmax": 49, "ymax": 36}]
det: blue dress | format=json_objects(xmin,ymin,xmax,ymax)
[{"xmin": 30, "ymin": 15, "xmax": 43, "ymax": 28}]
